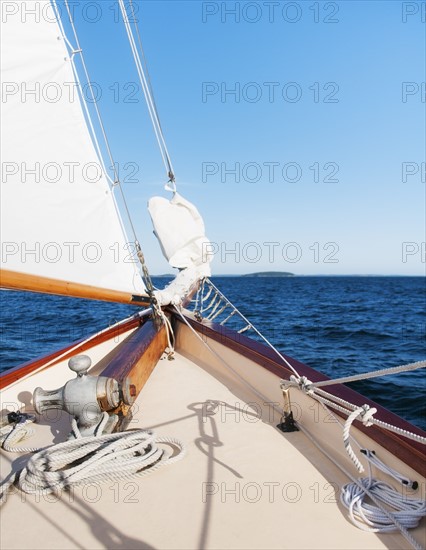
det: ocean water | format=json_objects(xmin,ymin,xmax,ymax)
[{"xmin": 1, "ymin": 276, "xmax": 425, "ymax": 430}]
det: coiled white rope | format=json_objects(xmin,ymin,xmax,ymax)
[
  {"xmin": 176, "ymin": 301, "xmax": 426, "ymax": 547},
  {"xmin": 0, "ymin": 414, "xmax": 40, "ymax": 454},
  {"xmin": 340, "ymin": 456, "xmax": 426, "ymax": 534},
  {"xmin": 297, "ymin": 420, "xmax": 425, "ymax": 550},
  {"xmin": 0, "ymin": 414, "xmax": 185, "ymax": 505},
  {"xmin": 361, "ymin": 449, "xmax": 419, "ymax": 490}
]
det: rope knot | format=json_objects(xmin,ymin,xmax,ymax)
[
  {"xmin": 360, "ymin": 405, "xmax": 377, "ymax": 427},
  {"xmin": 291, "ymin": 375, "xmax": 314, "ymax": 395}
]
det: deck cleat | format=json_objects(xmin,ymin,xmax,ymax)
[{"xmin": 277, "ymin": 384, "xmax": 299, "ymax": 433}]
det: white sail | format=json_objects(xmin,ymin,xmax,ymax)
[{"xmin": 0, "ymin": 0, "xmax": 146, "ymax": 301}]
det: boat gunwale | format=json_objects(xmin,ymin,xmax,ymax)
[
  {"xmin": 0, "ymin": 313, "xmax": 145, "ymax": 389},
  {"xmin": 172, "ymin": 309, "xmax": 426, "ymax": 476},
  {"xmin": 1, "ymin": 306, "xmax": 424, "ymax": 475}
]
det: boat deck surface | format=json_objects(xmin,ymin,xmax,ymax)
[{"xmin": 1, "ymin": 349, "xmax": 424, "ymax": 550}]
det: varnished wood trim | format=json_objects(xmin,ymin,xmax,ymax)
[
  {"xmin": 0, "ymin": 314, "xmax": 145, "ymax": 389},
  {"xmin": 174, "ymin": 311, "xmax": 426, "ymax": 476},
  {"xmin": 180, "ymin": 281, "xmax": 201, "ymax": 308},
  {"xmin": 0, "ymin": 269, "xmax": 149, "ymax": 306},
  {"xmin": 1, "ymin": 313, "xmax": 166, "ymax": 425},
  {"xmin": 102, "ymin": 319, "xmax": 167, "ymax": 422}
]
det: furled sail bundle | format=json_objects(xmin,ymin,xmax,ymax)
[
  {"xmin": 149, "ymin": 192, "xmax": 212, "ymax": 305},
  {"xmin": 0, "ymin": 0, "xmax": 147, "ymax": 304}
]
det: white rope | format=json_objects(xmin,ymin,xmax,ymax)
[
  {"xmin": 208, "ymin": 303, "xmax": 229, "ymax": 322},
  {"xmin": 237, "ymin": 324, "xmax": 252, "ymax": 334},
  {"xmin": 343, "ymin": 406, "xmax": 377, "ymax": 473},
  {"xmin": 0, "ymin": 414, "xmax": 185, "ymax": 505},
  {"xmin": 200, "ymin": 286, "xmax": 214, "ymax": 304},
  {"xmin": 312, "ymin": 360, "xmax": 426, "ymax": 388},
  {"xmin": 284, "ymin": 377, "xmax": 426, "ymax": 445},
  {"xmin": 204, "ymin": 291, "xmax": 221, "ymax": 315},
  {"xmin": 285, "ymin": 387, "xmax": 425, "ymax": 547},
  {"xmin": 220, "ymin": 309, "xmax": 236, "ymax": 325},
  {"xmin": 159, "ymin": 311, "xmax": 176, "ymax": 359},
  {"xmin": 18, "ymin": 431, "xmax": 184, "ymax": 496},
  {"xmin": 206, "ymin": 295, "xmax": 226, "ymax": 320},
  {"xmin": 361, "ymin": 450, "xmax": 419, "ymax": 489},
  {"xmin": 0, "ymin": 414, "xmax": 45, "ymax": 504},
  {"xmin": 297, "ymin": 422, "xmax": 425, "ymax": 550},
  {"xmin": 305, "ymin": 396, "xmax": 419, "ymax": 488},
  {"xmin": 0, "ymin": 415, "xmax": 40, "ymax": 454},
  {"xmin": 319, "ymin": 389, "xmax": 426, "ymax": 443},
  {"xmin": 340, "ymin": 460, "xmax": 426, "ymax": 535}
]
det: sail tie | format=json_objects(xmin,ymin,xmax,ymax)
[{"xmin": 70, "ymin": 47, "xmax": 82, "ymax": 58}]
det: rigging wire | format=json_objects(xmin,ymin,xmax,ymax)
[
  {"xmin": 128, "ymin": 0, "xmax": 168, "ymax": 166},
  {"xmin": 119, "ymin": 0, "xmax": 176, "ymax": 190},
  {"xmin": 198, "ymin": 278, "xmax": 301, "ymax": 378},
  {"xmin": 60, "ymin": 0, "xmax": 157, "ymax": 303}
]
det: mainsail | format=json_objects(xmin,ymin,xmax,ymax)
[{"xmin": 0, "ymin": 0, "xmax": 147, "ymax": 304}]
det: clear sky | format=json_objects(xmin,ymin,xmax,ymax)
[{"xmin": 61, "ymin": 0, "xmax": 425, "ymax": 275}]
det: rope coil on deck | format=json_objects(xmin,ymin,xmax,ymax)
[
  {"xmin": 0, "ymin": 414, "xmax": 185, "ymax": 504},
  {"xmin": 184, "ymin": 281, "xmax": 426, "ymax": 549},
  {"xmin": 0, "ymin": 414, "xmax": 40, "ymax": 454},
  {"xmin": 340, "ymin": 451, "xmax": 426, "ymax": 535}
]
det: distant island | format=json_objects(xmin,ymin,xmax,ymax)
[{"xmin": 243, "ymin": 271, "xmax": 294, "ymax": 278}]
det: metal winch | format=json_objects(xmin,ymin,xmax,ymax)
[{"xmin": 33, "ymin": 354, "xmax": 134, "ymax": 437}]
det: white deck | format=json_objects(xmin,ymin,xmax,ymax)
[{"xmin": 1, "ymin": 346, "xmax": 424, "ymax": 550}]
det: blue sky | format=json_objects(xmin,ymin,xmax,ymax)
[{"xmin": 63, "ymin": 0, "xmax": 425, "ymax": 275}]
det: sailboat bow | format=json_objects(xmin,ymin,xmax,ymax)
[{"xmin": 1, "ymin": 2, "xmax": 425, "ymax": 549}]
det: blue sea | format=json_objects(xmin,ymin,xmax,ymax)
[{"xmin": 1, "ymin": 276, "xmax": 425, "ymax": 430}]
